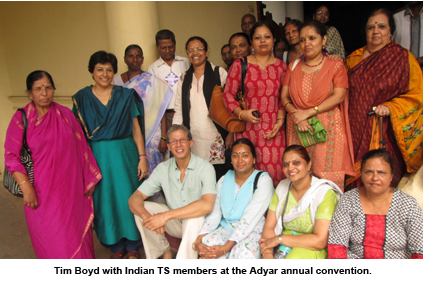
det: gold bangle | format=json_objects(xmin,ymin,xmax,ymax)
[
  {"xmin": 18, "ymin": 180, "xmax": 27, "ymax": 186},
  {"xmin": 238, "ymin": 110, "xmax": 246, "ymax": 120},
  {"xmin": 222, "ymin": 245, "xmax": 226, "ymax": 255}
]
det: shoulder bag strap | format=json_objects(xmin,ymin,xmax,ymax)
[
  {"xmin": 240, "ymin": 56, "xmax": 248, "ymax": 95},
  {"xmin": 253, "ymin": 171, "xmax": 264, "ymax": 192},
  {"xmin": 213, "ymin": 66, "xmax": 221, "ymax": 86},
  {"xmin": 17, "ymin": 108, "xmax": 29, "ymax": 151}
]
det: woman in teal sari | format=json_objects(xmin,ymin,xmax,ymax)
[{"xmin": 72, "ymin": 51, "xmax": 148, "ymax": 259}]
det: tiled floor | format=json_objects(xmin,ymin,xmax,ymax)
[{"xmin": 0, "ymin": 181, "xmax": 144, "ymax": 259}]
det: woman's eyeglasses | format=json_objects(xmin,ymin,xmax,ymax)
[
  {"xmin": 187, "ymin": 48, "xmax": 205, "ymax": 54},
  {"xmin": 316, "ymin": 10, "xmax": 330, "ymax": 16}
]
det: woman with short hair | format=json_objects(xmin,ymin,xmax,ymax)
[{"xmin": 72, "ymin": 50, "xmax": 147, "ymax": 259}]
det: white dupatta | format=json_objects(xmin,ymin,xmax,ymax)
[{"xmin": 274, "ymin": 176, "xmax": 342, "ymax": 235}]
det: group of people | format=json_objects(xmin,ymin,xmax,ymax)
[{"xmin": 4, "ymin": 5, "xmax": 423, "ymax": 260}]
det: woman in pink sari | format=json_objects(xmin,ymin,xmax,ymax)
[{"xmin": 4, "ymin": 71, "xmax": 102, "ymax": 258}]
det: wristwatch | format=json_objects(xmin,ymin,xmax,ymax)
[{"xmin": 313, "ymin": 106, "xmax": 319, "ymax": 115}]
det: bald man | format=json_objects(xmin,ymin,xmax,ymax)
[{"xmin": 241, "ymin": 14, "xmax": 256, "ymax": 35}]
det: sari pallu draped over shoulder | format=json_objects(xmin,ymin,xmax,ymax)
[
  {"xmin": 4, "ymin": 102, "xmax": 102, "ymax": 258},
  {"xmin": 346, "ymin": 42, "xmax": 423, "ymax": 187},
  {"xmin": 72, "ymin": 86, "xmax": 145, "ymax": 141},
  {"xmin": 127, "ymin": 72, "xmax": 172, "ymax": 146}
]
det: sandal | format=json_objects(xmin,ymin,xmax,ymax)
[
  {"xmin": 125, "ymin": 250, "xmax": 140, "ymax": 259},
  {"xmin": 110, "ymin": 250, "xmax": 126, "ymax": 259}
]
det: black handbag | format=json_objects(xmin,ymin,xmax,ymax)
[{"xmin": 3, "ymin": 108, "xmax": 34, "ymax": 197}]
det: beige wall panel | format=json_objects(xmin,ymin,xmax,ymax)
[
  {"xmin": 0, "ymin": 1, "xmax": 110, "ymax": 98},
  {"xmin": 156, "ymin": 1, "xmax": 256, "ymax": 68},
  {"xmin": 0, "ymin": 32, "xmax": 15, "ymax": 173}
]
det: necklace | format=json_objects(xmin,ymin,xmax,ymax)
[
  {"xmin": 93, "ymin": 85, "xmax": 113, "ymax": 105},
  {"xmin": 303, "ymin": 55, "xmax": 324, "ymax": 67},
  {"xmin": 254, "ymin": 54, "xmax": 271, "ymax": 69},
  {"xmin": 127, "ymin": 71, "xmax": 142, "ymax": 83}
]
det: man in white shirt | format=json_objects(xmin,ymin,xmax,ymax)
[
  {"xmin": 147, "ymin": 29, "xmax": 190, "ymax": 152},
  {"xmin": 392, "ymin": 2, "xmax": 423, "ymax": 67}
]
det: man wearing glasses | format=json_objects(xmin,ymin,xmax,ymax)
[{"xmin": 129, "ymin": 125, "xmax": 216, "ymax": 259}]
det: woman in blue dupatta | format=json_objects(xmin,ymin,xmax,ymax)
[
  {"xmin": 72, "ymin": 51, "xmax": 148, "ymax": 259},
  {"xmin": 114, "ymin": 45, "xmax": 173, "ymax": 178},
  {"xmin": 192, "ymin": 138, "xmax": 274, "ymax": 259}
]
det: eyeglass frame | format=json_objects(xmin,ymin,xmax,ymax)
[
  {"xmin": 168, "ymin": 138, "xmax": 189, "ymax": 145},
  {"xmin": 187, "ymin": 47, "xmax": 205, "ymax": 54},
  {"xmin": 316, "ymin": 10, "xmax": 330, "ymax": 16}
]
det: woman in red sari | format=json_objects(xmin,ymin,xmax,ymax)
[
  {"xmin": 345, "ymin": 8, "xmax": 423, "ymax": 190},
  {"xmin": 224, "ymin": 21, "xmax": 287, "ymax": 187},
  {"xmin": 4, "ymin": 71, "xmax": 102, "ymax": 258},
  {"xmin": 281, "ymin": 20, "xmax": 355, "ymax": 190}
]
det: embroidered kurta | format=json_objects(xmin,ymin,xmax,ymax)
[
  {"xmin": 283, "ymin": 58, "xmax": 355, "ymax": 189},
  {"xmin": 328, "ymin": 188, "xmax": 423, "ymax": 259},
  {"xmin": 224, "ymin": 59, "xmax": 287, "ymax": 186},
  {"xmin": 198, "ymin": 171, "xmax": 274, "ymax": 259},
  {"xmin": 173, "ymin": 63, "xmax": 227, "ymax": 165}
]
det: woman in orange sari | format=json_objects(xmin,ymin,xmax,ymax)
[
  {"xmin": 281, "ymin": 20, "xmax": 355, "ymax": 190},
  {"xmin": 345, "ymin": 8, "xmax": 423, "ymax": 190}
]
